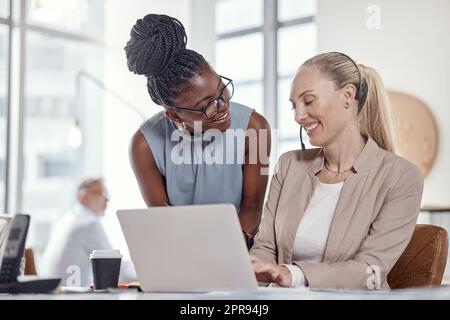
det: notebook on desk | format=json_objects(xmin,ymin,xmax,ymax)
[{"xmin": 117, "ymin": 204, "xmax": 258, "ymax": 293}]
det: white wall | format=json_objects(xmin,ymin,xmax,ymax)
[
  {"xmin": 317, "ymin": 0, "xmax": 450, "ymax": 205},
  {"xmin": 102, "ymin": 0, "xmax": 192, "ymax": 254}
]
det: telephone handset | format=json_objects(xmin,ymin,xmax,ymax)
[
  {"xmin": 0, "ymin": 214, "xmax": 60, "ymax": 293},
  {"xmin": 0, "ymin": 214, "xmax": 29, "ymax": 284}
]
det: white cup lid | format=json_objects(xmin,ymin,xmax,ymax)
[{"xmin": 90, "ymin": 249, "xmax": 122, "ymax": 259}]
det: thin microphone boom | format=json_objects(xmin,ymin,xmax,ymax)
[{"xmin": 299, "ymin": 126, "xmax": 306, "ymax": 151}]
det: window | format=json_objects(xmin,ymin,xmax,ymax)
[
  {"xmin": 0, "ymin": 160, "xmax": 4, "ymax": 190},
  {"xmin": 25, "ymin": 97, "xmax": 72, "ymax": 118},
  {"xmin": 216, "ymin": 0, "xmax": 263, "ymax": 34},
  {"xmin": 0, "ymin": 24, "xmax": 8, "ymax": 211},
  {"xmin": 38, "ymin": 154, "xmax": 72, "ymax": 178},
  {"xmin": 0, "ymin": 98, "xmax": 5, "ymax": 117},
  {"xmin": 26, "ymin": 38, "xmax": 65, "ymax": 71},
  {"xmin": 215, "ymin": 0, "xmax": 317, "ymax": 156},
  {"xmin": 278, "ymin": 0, "xmax": 316, "ymax": 22},
  {"xmin": 26, "ymin": 0, "xmax": 104, "ymax": 39},
  {"xmin": 0, "ymin": 0, "xmax": 8, "ymax": 18},
  {"xmin": 278, "ymin": 23, "xmax": 316, "ymax": 149},
  {"xmin": 20, "ymin": 0, "xmax": 105, "ymax": 259},
  {"xmin": 216, "ymin": 32, "xmax": 264, "ymax": 114}
]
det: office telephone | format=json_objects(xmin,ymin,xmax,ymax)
[{"xmin": 0, "ymin": 214, "xmax": 60, "ymax": 293}]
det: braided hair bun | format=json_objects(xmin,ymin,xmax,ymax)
[
  {"xmin": 124, "ymin": 14, "xmax": 208, "ymax": 106},
  {"xmin": 125, "ymin": 14, "xmax": 186, "ymax": 76}
]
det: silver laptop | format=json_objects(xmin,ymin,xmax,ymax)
[{"xmin": 117, "ymin": 204, "xmax": 258, "ymax": 292}]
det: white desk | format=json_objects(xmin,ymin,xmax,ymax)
[{"xmin": 1, "ymin": 286, "xmax": 450, "ymax": 300}]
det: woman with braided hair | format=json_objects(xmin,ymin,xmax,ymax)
[{"xmin": 125, "ymin": 14, "xmax": 271, "ymax": 247}]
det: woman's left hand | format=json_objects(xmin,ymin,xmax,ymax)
[{"xmin": 250, "ymin": 255, "xmax": 292, "ymax": 287}]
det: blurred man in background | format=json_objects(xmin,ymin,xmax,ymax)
[{"xmin": 40, "ymin": 178, "xmax": 135, "ymax": 287}]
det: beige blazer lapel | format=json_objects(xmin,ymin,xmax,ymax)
[
  {"xmin": 280, "ymin": 152, "xmax": 324, "ymax": 263},
  {"xmin": 323, "ymin": 134, "xmax": 378, "ymax": 262},
  {"xmin": 322, "ymin": 171, "xmax": 369, "ymax": 262},
  {"xmin": 281, "ymin": 173, "xmax": 316, "ymax": 262}
]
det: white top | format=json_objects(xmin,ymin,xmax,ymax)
[
  {"xmin": 39, "ymin": 205, "xmax": 113, "ymax": 287},
  {"xmin": 283, "ymin": 181, "xmax": 344, "ymax": 288}
]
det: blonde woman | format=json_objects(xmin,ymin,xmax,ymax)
[{"xmin": 250, "ymin": 52, "xmax": 424, "ymax": 290}]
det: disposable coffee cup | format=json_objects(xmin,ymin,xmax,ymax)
[{"xmin": 90, "ymin": 250, "xmax": 122, "ymax": 290}]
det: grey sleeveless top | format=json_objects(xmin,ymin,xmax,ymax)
[{"xmin": 140, "ymin": 101, "xmax": 253, "ymax": 211}]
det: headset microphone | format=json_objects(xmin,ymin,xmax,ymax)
[{"xmin": 299, "ymin": 126, "xmax": 306, "ymax": 151}]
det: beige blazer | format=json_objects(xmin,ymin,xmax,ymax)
[{"xmin": 250, "ymin": 134, "xmax": 424, "ymax": 289}]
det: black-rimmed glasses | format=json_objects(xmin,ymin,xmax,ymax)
[{"xmin": 169, "ymin": 75, "xmax": 234, "ymax": 119}]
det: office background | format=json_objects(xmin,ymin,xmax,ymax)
[{"xmin": 0, "ymin": 0, "xmax": 449, "ymax": 276}]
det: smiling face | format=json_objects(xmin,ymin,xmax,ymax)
[
  {"xmin": 165, "ymin": 66, "xmax": 232, "ymax": 132},
  {"xmin": 289, "ymin": 65, "xmax": 357, "ymax": 148}
]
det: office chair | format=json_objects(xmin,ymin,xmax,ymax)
[
  {"xmin": 388, "ymin": 224, "xmax": 448, "ymax": 288},
  {"xmin": 24, "ymin": 248, "xmax": 38, "ymax": 276}
]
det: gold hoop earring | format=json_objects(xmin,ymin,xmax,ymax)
[{"xmin": 177, "ymin": 121, "xmax": 187, "ymax": 130}]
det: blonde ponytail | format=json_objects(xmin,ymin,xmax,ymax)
[
  {"xmin": 358, "ymin": 65, "xmax": 395, "ymax": 153},
  {"xmin": 302, "ymin": 52, "xmax": 395, "ymax": 152}
]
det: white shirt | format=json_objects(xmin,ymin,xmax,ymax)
[
  {"xmin": 284, "ymin": 181, "xmax": 344, "ymax": 288},
  {"xmin": 39, "ymin": 205, "xmax": 113, "ymax": 287}
]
